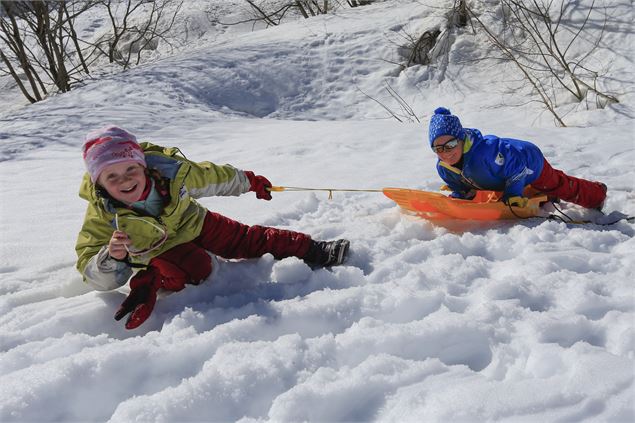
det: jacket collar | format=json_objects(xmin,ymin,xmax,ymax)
[{"xmin": 439, "ymin": 134, "xmax": 473, "ymax": 175}]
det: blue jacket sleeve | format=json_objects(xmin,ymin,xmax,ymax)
[{"xmin": 498, "ymin": 145, "xmax": 533, "ymax": 200}]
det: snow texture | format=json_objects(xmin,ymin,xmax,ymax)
[{"xmin": 1, "ymin": 1, "xmax": 634, "ymax": 422}]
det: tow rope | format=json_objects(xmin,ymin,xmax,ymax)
[
  {"xmin": 269, "ymin": 186, "xmax": 634, "ymax": 226},
  {"xmin": 269, "ymin": 185, "xmax": 382, "ymax": 200}
]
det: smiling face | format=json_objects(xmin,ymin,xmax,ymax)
[
  {"xmin": 432, "ymin": 135, "xmax": 464, "ymax": 166},
  {"xmin": 97, "ymin": 162, "xmax": 147, "ymax": 204}
]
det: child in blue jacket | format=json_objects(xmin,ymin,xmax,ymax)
[{"xmin": 428, "ymin": 107, "xmax": 607, "ymax": 209}]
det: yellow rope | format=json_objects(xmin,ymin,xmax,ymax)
[{"xmin": 269, "ymin": 185, "xmax": 383, "ymax": 200}]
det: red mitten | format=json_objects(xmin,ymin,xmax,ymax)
[
  {"xmin": 114, "ymin": 268, "xmax": 160, "ymax": 330},
  {"xmin": 244, "ymin": 171, "xmax": 272, "ymax": 201}
]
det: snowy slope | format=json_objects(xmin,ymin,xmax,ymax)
[{"xmin": 1, "ymin": 1, "xmax": 634, "ymax": 422}]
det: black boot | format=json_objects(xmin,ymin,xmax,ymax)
[{"xmin": 304, "ymin": 239, "xmax": 350, "ymax": 267}]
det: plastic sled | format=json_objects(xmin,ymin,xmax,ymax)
[{"xmin": 383, "ymin": 188, "xmax": 548, "ymax": 221}]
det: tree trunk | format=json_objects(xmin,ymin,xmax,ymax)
[
  {"xmin": 0, "ymin": 48, "xmax": 39, "ymax": 103},
  {"xmin": 1, "ymin": 11, "xmax": 44, "ymax": 101},
  {"xmin": 63, "ymin": 1, "xmax": 90, "ymax": 75}
]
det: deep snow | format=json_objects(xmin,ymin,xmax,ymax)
[{"xmin": 1, "ymin": 1, "xmax": 634, "ymax": 422}]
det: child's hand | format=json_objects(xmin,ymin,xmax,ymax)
[
  {"xmin": 109, "ymin": 230, "xmax": 131, "ymax": 260},
  {"xmin": 503, "ymin": 196, "xmax": 529, "ymax": 208},
  {"xmin": 114, "ymin": 268, "xmax": 159, "ymax": 329},
  {"xmin": 245, "ymin": 171, "xmax": 273, "ymax": 201}
]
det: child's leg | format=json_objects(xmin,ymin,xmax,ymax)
[
  {"xmin": 115, "ymin": 242, "xmax": 212, "ymax": 330},
  {"xmin": 150, "ymin": 241, "xmax": 213, "ymax": 288},
  {"xmin": 193, "ymin": 211, "xmax": 312, "ymax": 260},
  {"xmin": 531, "ymin": 159, "xmax": 606, "ymax": 209}
]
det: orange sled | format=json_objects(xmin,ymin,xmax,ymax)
[{"xmin": 383, "ymin": 188, "xmax": 548, "ymax": 221}]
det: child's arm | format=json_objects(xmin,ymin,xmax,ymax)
[
  {"xmin": 82, "ymin": 246, "xmax": 133, "ymax": 291},
  {"xmin": 185, "ymin": 160, "xmax": 251, "ymax": 198},
  {"xmin": 499, "ymin": 151, "xmax": 533, "ymax": 201},
  {"xmin": 76, "ymin": 205, "xmax": 133, "ymax": 291},
  {"xmin": 184, "ymin": 160, "xmax": 272, "ymax": 200},
  {"xmin": 143, "ymin": 143, "xmax": 271, "ymax": 200}
]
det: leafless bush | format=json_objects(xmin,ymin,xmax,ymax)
[
  {"xmin": 402, "ymin": 29, "xmax": 441, "ymax": 67},
  {"xmin": 396, "ymin": 0, "xmax": 469, "ymax": 69},
  {"xmin": 468, "ymin": 0, "xmax": 619, "ymax": 126},
  {"xmin": 0, "ymin": 0, "xmax": 182, "ymax": 104},
  {"xmin": 86, "ymin": 0, "xmax": 182, "ymax": 69},
  {"xmin": 240, "ymin": 1, "xmax": 330, "ymax": 27},
  {"xmin": 357, "ymin": 81, "xmax": 421, "ymax": 123},
  {"xmin": 0, "ymin": 1, "xmax": 94, "ymax": 102},
  {"xmin": 346, "ymin": 0, "xmax": 374, "ymax": 7},
  {"xmin": 237, "ymin": 0, "xmax": 377, "ymax": 28}
]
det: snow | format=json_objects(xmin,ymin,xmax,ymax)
[{"xmin": 1, "ymin": 0, "xmax": 634, "ymax": 421}]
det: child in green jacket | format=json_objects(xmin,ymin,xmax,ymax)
[{"xmin": 76, "ymin": 126, "xmax": 349, "ymax": 329}]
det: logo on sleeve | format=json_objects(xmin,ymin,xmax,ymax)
[
  {"xmin": 179, "ymin": 184, "xmax": 188, "ymax": 199},
  {"xmin": 495, "ymin": 152, "xmax": 505, "ymax": 166}
]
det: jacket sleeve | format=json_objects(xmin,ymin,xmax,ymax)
[
  {"xmin": 498, "ymin": 147, "xmax": 533, "ymax": 199},
  {"xmin": 76, "ymin": 203, "xmax": 132, "ymax": 290},
  {"xmin": 184, "ymin": 160, "xmax": 252, "ymax": 199},
  {"xmin": 82, "ymin": 246, "xmax": 133, "ymax": 291},
  {"xmin": 140, "ymin": 142, "xmax": 252, "ymax": 199}
]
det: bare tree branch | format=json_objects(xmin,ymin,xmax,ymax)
[{"xmin": 467, "ymin": 0, "xmax": 618, "ymax": 126}]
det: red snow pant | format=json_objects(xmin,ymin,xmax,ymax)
[
  {"xmin": 120, "ymin": 212, "xmax": 313, "ymax": 329},
  {"xmin": 141, "ymin": 211, "xmax": 313, "ymax": 288},
  {"xmin": 530, "ymin": 159, "xmax": 606, "ymax": 209}
]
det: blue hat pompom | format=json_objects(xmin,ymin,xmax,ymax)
[
  {"xmin": 428, "ymin": 107, "xmax": 465, "ymax": 146},
  {"xmin": 434, "ymin": 107, "xmax": 452, "ymax": 115}
]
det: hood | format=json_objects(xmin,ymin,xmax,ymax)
[{"xmin": 78, "ymin": 172, "xmax": 99, "ymax": 202}]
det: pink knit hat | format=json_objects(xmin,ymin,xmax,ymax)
[{"xmin": 82, "ymin": 126, "xmax": 146, "ymax": 182}]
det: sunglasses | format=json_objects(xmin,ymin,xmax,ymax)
[{"xmin": 432, "ymin": 138, "xmax": 459, "ymax": 154}]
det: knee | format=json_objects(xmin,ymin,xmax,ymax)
[
  {"xmin": 149, "ymin": 261, "xmax": 188, "ymax": 292},
  {"xmin": 184, "ymin": 248, "xmax": 213, "ymax": 284}
]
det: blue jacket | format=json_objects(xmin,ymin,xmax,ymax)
[{"xmin": 437, "ymin": 129, "xmax": 545, "ymax": 200}]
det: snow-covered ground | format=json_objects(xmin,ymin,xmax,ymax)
[{"xmin": 1, "ymin": 1, "xmax": 634, "ymax": 421}]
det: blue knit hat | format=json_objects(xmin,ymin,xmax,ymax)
[{"xmin": 428, "ymin": 107, "xmax": 466, "ymax": 146}]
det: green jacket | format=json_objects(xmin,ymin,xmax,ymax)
[{"xmin": 75, "ymin": 142, "xmax": 251, "ymax": 291}]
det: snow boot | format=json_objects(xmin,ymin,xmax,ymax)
[{"xmin": 304, "ymin": 239, "xmax": 350, "ymax": 267}]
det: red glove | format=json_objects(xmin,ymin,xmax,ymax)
[
  {"xmin": 244, "ymin": 171, "xmax": 272, "ymax": 201},
  {"xmin": 114, "ymin": 268, "xmax": 161, "ymax": 330}
]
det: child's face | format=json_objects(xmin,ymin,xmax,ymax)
[
  {"xmin": 97, "ymin": 162, "xmax": 147, "ymax": 204},
  {"xmin": 433, "ymin": 135, "xmax": 463, "ymax": 165}
]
